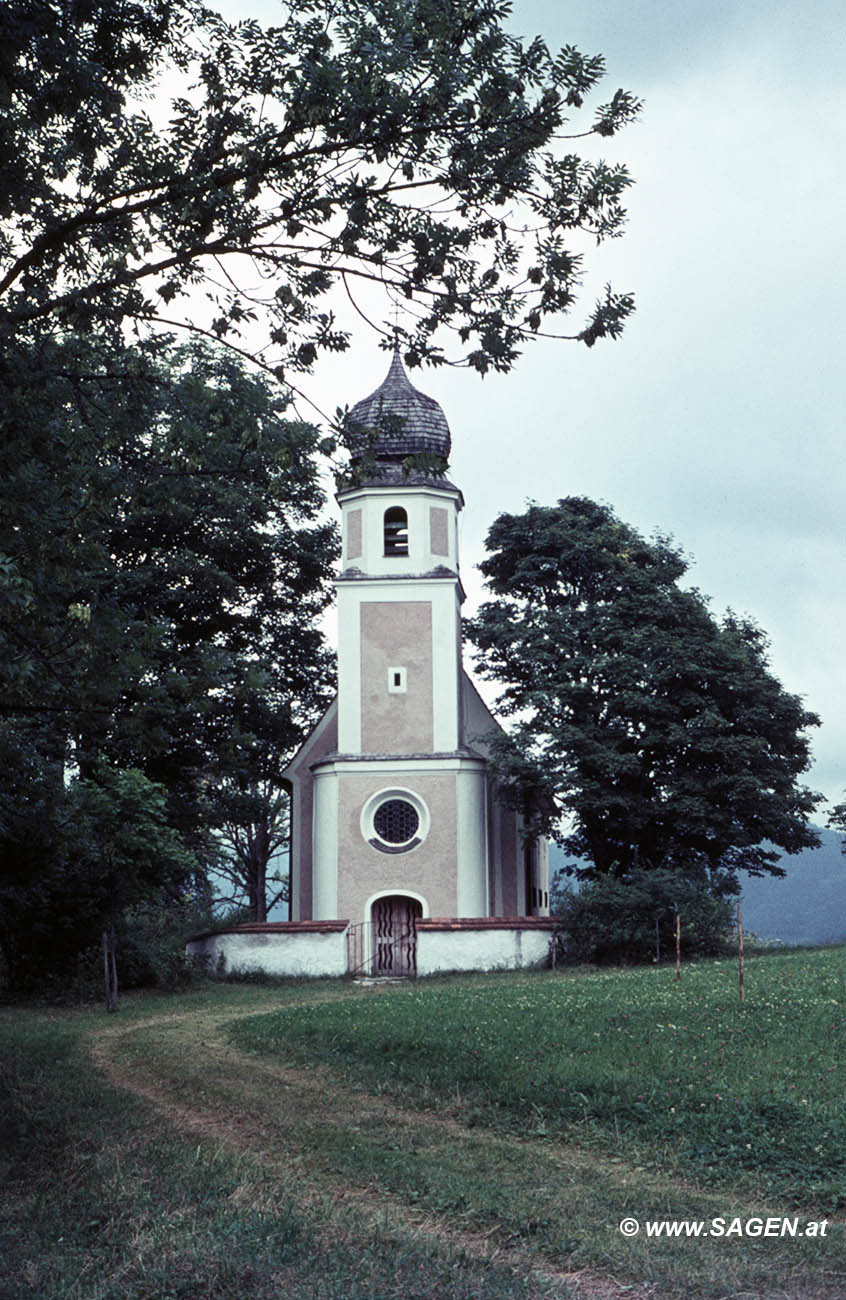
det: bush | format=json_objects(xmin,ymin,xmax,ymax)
[
  {"xmin": 552, "ymin": 868, "xmax": 734, "ymax": 965},
  {"xmin": 0, "ymin": 896, "xmax": 215, "ymax": 1001},
  {"xmin": 202, "ymin": 903, "xmax": 254, "ymax": 934},
  {"xmin": 117, "ymin": 896, "xmax": 214, "ymax": 991}
]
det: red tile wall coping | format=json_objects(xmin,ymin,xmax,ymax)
[
  {"xmin": 187, "ymin": 917, "xmax": 559, "ymax": 942},
  {"xmin": 417, "ymin": 917, "xmax": 559, "ymax": 931},
  {"xmin": 187, "ymin": 920, "xmax": 350, "ymax": 942}
]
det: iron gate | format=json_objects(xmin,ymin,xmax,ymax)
[{"xmin": 347, "ymin": 896, "xmax": 420, "ymax": 976}]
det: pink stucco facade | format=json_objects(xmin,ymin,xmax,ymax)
[
  {"xmin": 284, "ymin": 670, "xmax": 546, "ymax": 928},
  {"xmin": 360, "ymin": 600, "xmax": 433, "ymax": 753}
]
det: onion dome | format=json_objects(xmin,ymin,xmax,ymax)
[{"xmin": 347, "ymin": 348, "xmax": 451, "ymax": 465}]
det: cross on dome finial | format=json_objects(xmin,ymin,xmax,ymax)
[{"xmin": 388, "ymin": 304, "xmax": 403, "ymax": 351}]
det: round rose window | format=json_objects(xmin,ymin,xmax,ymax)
[
  {"xmin": 361, "ymin": 788, "xmax": 429, "ymax": 854},
  {"xmin": 373, "ymin": 798, "xmax": 419, "ymax": 845}
]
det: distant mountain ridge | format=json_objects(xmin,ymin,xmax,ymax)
[
  {"xmin": 549, "ymin": 827, "xmax": 846, "ymax": 946},
  {"xmin": 738, "ymin": 827, "xmax": 846, "ymax": 945}
]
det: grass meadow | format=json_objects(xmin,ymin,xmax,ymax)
[
  {"xmin": 233, "ymin": 948, "xmax": 846, "ymax": 1207},
  {"xmin": 1, "ymin": 949, "xmax": 843, "ymax": 1299},
  {"xmin": 1, "ymin": 983, "xmax": 545, "ymax": 1300}
]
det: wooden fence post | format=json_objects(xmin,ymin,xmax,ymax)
[{"xmin": 737, "ymin": 901, "xmax": 745, "ymax": 1003}]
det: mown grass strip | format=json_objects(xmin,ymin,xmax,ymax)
[
  {"xmin": 230, "ymin": 952, "xmax": 846, "ymax": 1207},
  {"xmin": 0, "ymin": 1001, "xmax": 563, "ymax": 1300}
]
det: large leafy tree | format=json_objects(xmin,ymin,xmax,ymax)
[
  {"xmin": 0, "ymin": 333, "xmax": 337, "ymax": 972},
  {"xmin": 0, "ymin": 332, "xmax": 336, "ymax": 779},
  {"xmin": 0, "ymin": 0, "xmax": 639, "ymax": 373},
  {"xmin": 466, "ymin": 498, "xmax": 822, "ymax": 890}
]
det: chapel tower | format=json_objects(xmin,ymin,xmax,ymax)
[{"xmin": 284, "ymin": 349, "xmax": 549, "ymax": 969}]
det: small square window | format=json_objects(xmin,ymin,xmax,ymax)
[{"xmin": 388, "ymin": 666, "xmax": 407, "ymax": 693}]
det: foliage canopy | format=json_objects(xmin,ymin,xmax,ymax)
[
  {"xmin": 0, "ymin": 0, "xmax": 639, "ymax": 375},
  {"xmin": 466, "ymin": 498, "xmax": 821, "ymax": 889},
  {"xmin": 0, "ymin": 333, "xmax": 337, "ymax": 980}
]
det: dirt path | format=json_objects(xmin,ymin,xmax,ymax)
[
  {"xmin": 87, "ymin": 993, "xmax": 661, "ymax": 1300},
  {"xmin": 87, "ymin": 989, "xmax": 840, "ymax": 1300}
]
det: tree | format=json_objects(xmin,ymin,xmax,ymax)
[
  {"xmin": 0, "ymin": 752, "xmax": 193, "ymax": 1000},
  {"xmin": 466, "ymin": 498, "xmax": 822, "ymax": 891},
  {"xmin": 0, "ymin": 333, "xmax": 337, "ymax": 975},
  {"xmin": 68, "ymin": 765, "xmax": 194, "ymax": 1010},
  {"xmin": 210, "ymin": 686, "xmax": 302, "ymax": 922},
  {"xmin": 1, "ymin": 0, "xmax": 640, "ymax": 375},
  {"xmin": 0, "ymin": 331, "xmax": 336, "ymax": 777},
  {"xmin": 215, "ymin": 780, "xmax": 291, "ymax": 924}
]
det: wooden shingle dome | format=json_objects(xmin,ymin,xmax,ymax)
[{"xmin": 347, "ymin": 348, "xmax": 451, "ymax": 465}]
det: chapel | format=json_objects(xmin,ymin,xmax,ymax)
[{"xmin": 282, "ymin": 349, "xmax": 551, "ymax": 973}]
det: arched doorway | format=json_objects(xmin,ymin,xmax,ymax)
[{"xmin": 371, "ymin": 894, "xmax": 422, "ymax": 976}]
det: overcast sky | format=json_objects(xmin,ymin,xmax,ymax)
[{"xmin": 210, "ymin": 1, "xmax": 846, "ymax": 814}]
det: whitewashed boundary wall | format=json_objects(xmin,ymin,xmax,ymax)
[
  {"xmin": 186, "ymin": 921, "xmax": 349, "ymax": 978},
  {"xmin": 186, "ymin": 917, "xmax": 558, "ymax": 978},
  {"xmin": 415, "ymin": 918, "xmax": 557, "ymax": 976}
]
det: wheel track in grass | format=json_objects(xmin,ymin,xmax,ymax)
[
  {"xmin": 86, "ymin": 989, "xmax": 841, "ymax": 1300},
  {"xmin": 87, "ymin": 996, "xmax": 654, "ymax": 1299}
]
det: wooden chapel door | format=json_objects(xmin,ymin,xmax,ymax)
[{"xmin": 373, "ymin": 896, "xmax": 421, "ymax": 976}]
